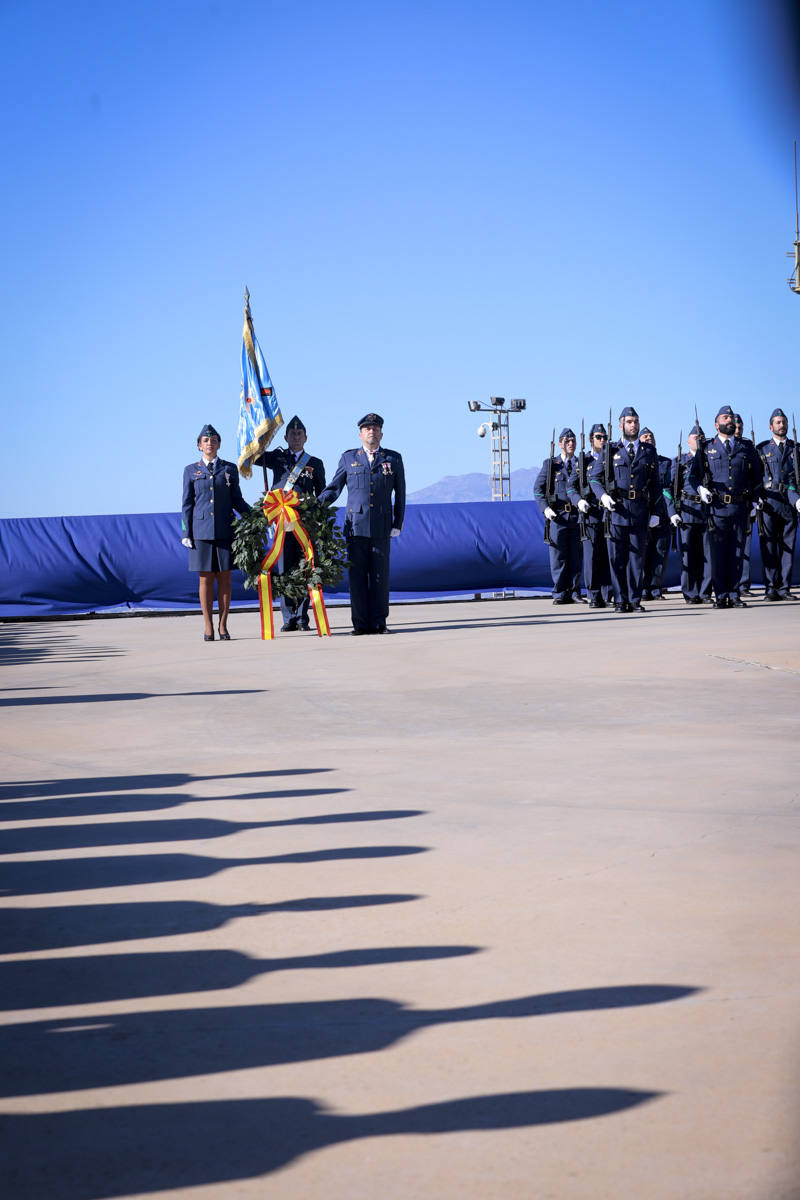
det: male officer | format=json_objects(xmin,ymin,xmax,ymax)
[
  {"xmin": 320, "ymin": 413, "xmax": 405, "ymax": 634},
  {"xmin": 665, "ymin": 426, "xmax": 712, "ymax": 604},
  {"xmin": 589, "ymin": 406, "xmax": 661, "ymax": 613},
  {"xmin": 756, "ymin": 408, "xmax": 799, "ymax": 601},
  {"xmin": 254, "ymin": 416, "xmax": 326, "ymax": 631},
  {"xmin": 733, "ymin": 413, "xmax": 756, "ymax": 595},
  {"xmin": 534, "ymin": 428, "xmax": 584, "ymax": 604},
  {"xmin": 686, "ymin": 404, "xmax": 763, "ymax": 608},
  {"xmin": 638, "ymin": 428, "xmax": 672, "ymax": 599},
  {"xmin": 567, "ymin": 423, "xmax": 612, "ymax": 607}
]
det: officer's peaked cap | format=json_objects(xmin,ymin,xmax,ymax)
[
  {"xmin": 198, "ymin": 423, "xmax": 221, "ymax": 442},
  {"xmin": 715, "ymin": 404, "xmax": 734, "ymax": 418},
  {"xmin": 358, "ymin": 412, "xmax": 384, "ymax": 428},
  {"xmin": 559, "ymin": 427, "xmax": 576, "ymax": 441},
  {"xmin": 619, "ymin": 406, "xmax": 638, "ymax": 419},
  {"xmin": 770, "ymin": 407, "xmax": 787, "ymax": 422},
  {"xmin": 286, "ymin": 415, "xmax": 306, "ymax": 433},
  {"xmin": 589, "ymin": 423, "xmax": 606, "ymax": 436}
]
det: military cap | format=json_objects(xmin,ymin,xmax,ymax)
[
  {"xmin": 619, "ymin": 406, "xmax": 638, "ymax": 419},
  {"xmin": 285, "ymin": 415, "xmax": 306, "ymax": 433},
  {"xmin": 639, "ymin": 427, "xmax": 653, "ymax": 438},
  {"xmin": 689, "ymin": 423, "xmax": 701, "ymax": 436},
  {"xmin": 589, "ymin": 423, "xmax": 606, "ymax": 436},
  {"xmin": 358, "ymin": 412, "xmax": 384, "ymax": 428},
  {"xmin": 715, "ymin": 404, "xmax": 734, "ymax": 418},
  {"xmin": 733, "ymin": 413, "xmax": 743, "ymax": 424},
  {"xmin": 198, "ymin": 423, "xmax": 221, "ymax": 441},
  {"xmin": 559, "ymin": 427, "xmax": 576, "ymax": 441},
  {"xmin": 770, "ymin": 407, "xmax": 787, "ymax": 422}
]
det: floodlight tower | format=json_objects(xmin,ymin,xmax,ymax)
[
  {"xmin": 467, "ymin": 396, "xmax": 527, "ymax": 500},
  {"xmin": 788, "ymin": 140, "xmax": 800, "ymax": 295}
]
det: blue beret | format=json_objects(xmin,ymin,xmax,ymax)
[
  {"xmin": 770, "ymin": 408, "xmax": 787, "ymax": 421},
  {"xmin": 589, "ymin": 423, "xmax": 606, "ymax": 436},
  {"xmin": 358, "ymin": 412, "xmax": 384, "ymax": 428},
  {"xmin": 715, "ymin": 405, "xmax": 734, "ymax": 418},
  {"xmin": 559, "ymin": 427, "xmax": 576, "ymax": 441},
  {"xmin": 286, "ymin": 415, "xmax": 306, "ymax": 433},
  {"xmin": 619, "ymin": 406, "xmax": 638, "ymax": 419},
  {"xmin": 198, "ymin": 424, "xmax": 221, "ymax": 441}
]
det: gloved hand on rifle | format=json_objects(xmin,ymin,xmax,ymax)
[
  {"xmin": 697, "ymin": 486, "xmax": 712, "ymax": 504},
  {"xmin": 600, "ymin": 494, "xmax": 615, "ymax": 511},
  {"xmin": 648, "ymin": 514, "xmax": 660, "ymax": 528},
  {"xmin": 577, "ymin": 499, "xmax": 590, "ymax": 513},
  {"xmin": 544, "ymin": 506, "xmax": 557, "ymax": 520},
  {"xmin": 795, "ymin": 498, "xmax": 800, "ymax": 513},
  {"xmin": 181, "ymin": 537, "xmax": 194, "ymax": 549},
  {"xmin": 670, "ymin": 513, "xmax": 682, "ymax": 527}
]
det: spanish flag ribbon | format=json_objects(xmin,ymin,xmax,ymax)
[{"xmin": 258, "ymin": 489, "xmax": 331, "ymax": 640}]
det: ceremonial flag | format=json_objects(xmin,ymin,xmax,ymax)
[{"xmin": 237, "ymin": 287, "xmax": 283, "ymax": 478}]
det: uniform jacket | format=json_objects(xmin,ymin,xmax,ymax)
[
  {"xmin": 254, "ymin": 447, "xmax": 326, "ymax": 497},
  {"xmin": 320, "ymin": 446, "xmax": 406, "ymax": 539},
  {"xmin": 534, "ymin": 455, "xmax": 579, "ymax": 520},
  {"xmin": 566, "ymin": 451, "xmax": 603, "ymax": 523},
  {"xmin": 588, "ymin": 440, "xmax": 660, "ymax": 526},
  {"xmin": 181, "ymin": 458, "xmax": 250, "ymax": 542},
  {"xmin": 652, "ymin": 454, "xmax": 672, "ymax": 527},
  {"xmin": 685, "ymin": 435, "xmax": 763, "ymax": 519},
  {"xmin": 756, "ymin": 438, "xmax": 798, "ymax": 519},
  {"xmin": 665, "ymin": 452, "xmax": 706, "ymax": 526}
]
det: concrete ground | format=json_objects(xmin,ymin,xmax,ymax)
[{"xmin": 0, "ymin": 593, "xmax": 799, "ymax": 1200}]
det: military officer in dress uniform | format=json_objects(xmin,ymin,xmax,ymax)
[
  {"xmin": 756, "ymin": 408, "xmax": 799, "ymax": 601},
  {"xmin": 664, "ymin": 426, "xmax": 712, "ymax": 604},
  {"xmin": 567, "ymin": 422, "xmax": 613, "ymax": 607},
  {"xmin": 588, "ymin": 406, "xmax": 661, "ymax": 613},
  {"xmin": 686, "ymin": 404, "xmax": 763, "ymax": 608},
  {"xmin": 534, "ymin": 428, "xmax": 584, "ymax": 604},
  {"xmin": 254, "ymin": 415, "xmax": 326, "ymax": 631},
  {"xmin": 638, "ymin": 428, "xmax": 672, "ymax": 599},
  {"xmin": 320, "ymin": 413, "xmax": 406, "ymax": 634}
]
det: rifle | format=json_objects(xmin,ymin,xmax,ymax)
[
  {"xmin": 793, "ymin": 411, "xmax": 800, "ymax": 498},
  {"xmin": 602, "ymin": 406, "xmax": 613, "ymax": 540},
  {"xmin": 543, "ymin": 427, "xmax": 555, "ymax": 547},
  {"xmin": 577, "ymin": 418, "xmax": 588, "ymax": 541},
  {"xmin": 672, "ymin": 431, "xmax": 683, "ymax": 553},
  {"xmin": 750, "ymin": 415, "xmax": 765, "ymax": 538},
  {"xmin": 694, "ymin": 405, "xmax": 714, "ymax": 530}
]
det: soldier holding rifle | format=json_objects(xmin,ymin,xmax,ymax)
[
  {"xmin": 638, "ymin": 428, "xmax": 672, "ymax": 599},
  {"xmin": 534, "ymin": 427, "xmax": 584, "ymax": 605},
  {"xmin": 665, "ymin": 426, "xmax": 712, "ymax": 605},
  {"xmin": 756, "ymin": 408, "xmax": 799, "ymax": 601},
  {"xmin": 567, "ymin": 422, "xmax": 613, "ymax": 608}
]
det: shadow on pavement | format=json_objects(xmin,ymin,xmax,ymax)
[
  {"xmin": 0, "ymin": 768, "xmax": 332, "ymax": 802},
  {"xmin": 0, "ymin": 787, "xmax": 353, "ymax": 821}
]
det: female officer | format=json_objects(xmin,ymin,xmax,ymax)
[{"xmin": 181, "ymin": 424, "xmax": 250, "ymax": 640}]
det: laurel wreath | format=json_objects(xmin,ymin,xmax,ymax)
[{"xmin": 232, "ymin": 493, "xmax": 348, "ymax": 604}]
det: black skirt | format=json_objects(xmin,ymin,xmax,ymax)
[{"xmin": 188, "ymin": 539, "xmax": 233, "ymax": 572}]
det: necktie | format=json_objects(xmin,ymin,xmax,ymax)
[
  {"xmin": 724, "ymin": 440, "xmax": 731, "ymax": 457},
  {"xmin": 565, "ymin": 459, "xmax": 572, "ymax": 475},
  {"xmin": 627, "ymin": 443, "xmax": 635, "ymax": 462}
]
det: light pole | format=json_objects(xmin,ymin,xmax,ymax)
[{"xmin": 467, "ymin": 396, "xmax": 527, "ymax": 500}]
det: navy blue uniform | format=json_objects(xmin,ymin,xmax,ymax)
[
  {"xmin": 181, "ymin": 458, "xmax": 250, "ymax": 572},
  {"xmin": 665, "ymin": 452, "xmax": 712, "ymax": 603},
  {"xmin": 255, "ymin": 447, "xmax": 326, "ymax": 626},
  {"xmin": 642, "ymin": 454, "xmax": 673, "ymax": 598},
  {"xmin": 320, "ymin": 446, "xmax": 406, "ymax": 632},
  {"xmin": 589, "ymin": 440, "xmax": 660, "ymax": 607},
  {"xmin": 756, "ymin": 437, "xmax": 798, "ymax": 598},
  {"xmin": 566, "ymin": 451, "xmax": 612, "ymax": 605},
  {"xmin": 533, "ymin": 454, "xmax": 582, "ymax": 601},
  {"xmin": 686, "ymin": 435, "xmax": 763, "ymax": 604}
]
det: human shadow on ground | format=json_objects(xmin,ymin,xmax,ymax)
[
  {"xmin": 0, "ymin": 689, "xmax": 263, "ymax": 707},
  {"xmin": 0, "ymin": 945, "xmax": 480, "ymax": 1010},
  {"xmin": 0, "ymin": 985, "xmax": 699, "ymax": 1095},
  {"xmin": 0, "ymin": 626, "xmax": 125, "ymax": 669},
  {"xmin": 0, "ymin": 787, "xmax": 352, "ymax": 821},
  {"xmin": 0, "ymin": 810, "xmax": 423, "ymax": 853},
  {"xmin": 0, "ymin": 769, "xmax": 331, "ymax": 803},
  {"xmin": 0, "ymin": 894, "xmax": 422, "ymax": 953},
  {"xmin": 0, "ymin": 1088, "xmax": 661, "ymax": 1198},
  {"xmin": 0, "ymin": 846, "xmax": 428, "ymax": 896}
]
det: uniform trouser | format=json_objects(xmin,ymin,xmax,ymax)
[
  {"xmin": 547, "ymin": 517, "xmax": 582, "ymax": 599},
  {"xmin": 709, "ymin": 510, "xmax": 747, "ymax": 602},
  {"xmin": 759, "ymin": 507, "xmax": 798, "ymax": 594},
  {"xmin": 347, "ymin": 535, "xmax": 391, "ymax": 631},
  {"xmin": 278, "ymin": 537, "xmax": 310, "ymax": 625},
  {"xmin": 581, "ymin": 518, "xmax": 612, "ymax": 602},
  {"xmin": 607, "ymin": 519, "xmax": 648, "ymax": 605},
  {"xmin": 679, "ymin": 522, "xmax": 711, "ymax": 600},
  {"xmin": 739, "ymin": 525, "xmax": 752, "ymax": 590},
  {"xmin": 643, "ymin": 524, "xmax": 670, "ymax": 595}
]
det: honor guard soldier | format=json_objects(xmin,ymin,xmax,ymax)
[
  {"xmin": 254, "ymin": 415, "xmax": 326, "ymax": 631},
  {"xmin": 734, "ymin": 413, "xmax": 755, "ymax": 595},
  {"xmin": 665, "ymin": 426, "xmax": 712, "ymax": 604},
  {"xmin": 638, "ymin": 428, "xmax": 672, "ymax": 599},
  {"xmin": 589, "ymin": 406, "xmax": 661, "ymax": 613},
  {"xmin": 534, "ymin": 427, "xmax": 584, "ymax": 604},
  {"xmin": 320, "ymin": 413, "xmax": 406, "ymax": 634},
  {"xmin": 686, "ymin": 404, "xmax": 763, "ymax": 608},
  {"xmin": 567, "ymin": 422, "xmax": 613, "ymax": 607},
  {"xmin": 756, "ymin": 408, "xmax": 799, "ymax": 601}
]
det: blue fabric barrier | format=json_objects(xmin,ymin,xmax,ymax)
[{"xmin": 0, "ymin": 502, "xmax": 770, "ymax": 618}]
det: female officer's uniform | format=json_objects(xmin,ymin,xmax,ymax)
[{"xmin": 181, "ymin": 424, "xmax": 250, "ymax": 571}]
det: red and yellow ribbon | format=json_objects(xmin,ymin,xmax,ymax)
[{"xmin": 258, "ymin": 489, "xmax": 331, "ymax": 640}]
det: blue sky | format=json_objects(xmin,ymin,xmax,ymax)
[{"xmin": 2, "ymin": 0, "xmax": 799, "ymax": 518}]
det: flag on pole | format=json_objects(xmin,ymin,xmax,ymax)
[{"xmin": 237, "ymin": 287, "xmax": 283, "ymax": 479}]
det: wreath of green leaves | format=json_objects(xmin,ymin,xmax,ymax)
[{"xmin": 232, "ymin": 492, "xmax": 348, "ymax": 605}]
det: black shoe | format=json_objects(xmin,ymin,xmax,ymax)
[
  {"xmin": 351, "ymin": 628, "xmax": 368, "ymax": 636},
  {"xmin": 739, "ymin": 587, "xmax": 753, "ymax": 596},
  {"xmin": 613, "ymin": 603, "xmax": 626, "ymax": 613},
  {"xmin": 572, "ymin": 594, "xmax": 588, "ymax": 604},
  {"xmin": 731, "ymin": 598, "xmax": 748, "ymax": 608},
  {"xmin": 641, "ymin": 591, "xmax": 653, "ymax": 601},
  {"xmin": 765, "ymin": 591, "xmax": 780, "ymax": 602},
  {"xmin": 589, "ymin": 598, "xmax": 602, "ymax": 608},
  {"xmin": 298, "ymin": 620, "xmax": 311, "ymax": 630},
  {"xmin": 281, "ymin": 619, "xmax": 298, "ymax": 632},
  {"xmin": 372, "ymin": 626, "xmax": 391, "ymax": 634},
  {"xmin": 218, "ymin": 627, "xmax": 231, "ymax": 641},
  {"xmin": 203, "ymin": 632, "xmax": 215, "ymax": 642},
  {"xmin": 650, "ymin": 591, "xmax": 663, "ymax": 599},
  {"xmin": 631, "ymin": 603, "xmax": 646, "ymax": 613},
  {"xmin": 780, "ymin": 592, "xmax": 798, "ymax": 601},
  {"xmin": 552, "ymin": 597, "xmax": 570, "ymax": 605},
  {"xmin": 712, "ymin": 599, "xmax": 729, "ymax": 609}
]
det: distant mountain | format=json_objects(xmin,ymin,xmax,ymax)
[{"xmin": 408, "ymin": 468, "xmax": 538, "ymax": 504}]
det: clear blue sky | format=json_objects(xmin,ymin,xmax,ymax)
[{"xmin": 2, "ymin": 0, "xmax": 798, "ymax": 518}]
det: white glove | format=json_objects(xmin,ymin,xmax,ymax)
[
  {"xmin": 600, "ymin": 493, "xmax": 615, "ymax": 511},
  {"xmin": 796, "ymin": 499, "xmax": 800, "ymax": 512},
  {"xmin": 670, "ymin": 513, "xmax": 682, "ymax": 527},
  {"xmin": 544, "ymin": 506, "xmax": 557, "ymax": 520},
  {"xmin": 577, "ymin": 499, "xmax": 590, "ymax": 513},
  {"xmin": 697, "ymin": 486, "xmax": 712, "ymax": 504},
  {"xmin": 181, "ymin": 537, "xmax": 194, "ymax": 549},
  {"xmin": 749, "ymin": 503, "xmax": 758, "ymax": 518},
  {"xmin": 390, "ymin": 528, "xmax": 401, "ymax": 538},
  {"xmin": 648, "ymin": 514, "xmax": 660, "ymax": 528}
]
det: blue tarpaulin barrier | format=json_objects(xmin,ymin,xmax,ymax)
[{"xmin": 0, "ymin": 502, "xmax": 769, "ymax": 618}]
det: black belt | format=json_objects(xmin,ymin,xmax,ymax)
[{"xmin": 713, "ymin": 491, "xmax": 749, "ymax": 504}]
